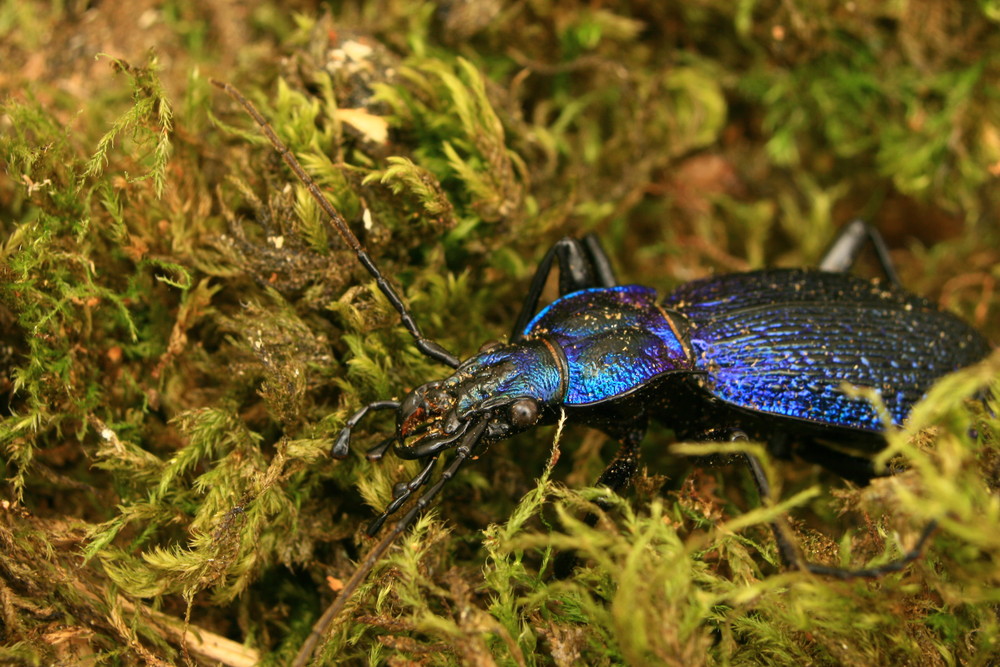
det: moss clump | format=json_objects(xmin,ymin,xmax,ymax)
[{"xmin": 2, "ymin": 2, "xmax": 999, "ymax": 665}]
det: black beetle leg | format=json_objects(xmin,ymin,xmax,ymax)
[
  {"xmin": 332, "ymin": 400, "xmax": 400, "ymax": 459},
  {"xmin": 741, "ymin": 444, "xmax": 936, "ymax": 579},
  {"xmin": 794, "ymin": 440, "xmax": 885, "ymax": 485},
  {"xmin": 510, "ymin": 235, "xmax": 618, "ymax": 342},
  {"xmin": 367, "ymin": 419, "xmax": 490, "ymax": 536},
  {"xmin": 592, "ymin": 418, "xmax": 647, "ymax": 506},
  {"xmin": 801, "ymin": 519, "xmax": 938, "ymax": 579},
  {"xmin": 582, "ymin": 234, "xmax": 617, "ymax": 290},
  {"xmin": 739, "ymin": 448, "xmax": 802, "ymax": 569},
  {"xmin": 366, "ymin": 455, "xmax": 440, "ymax": 536},
  {"xmin": 819, "ymin": 219, "xmax": 901, "ymax": 286},
  {"xmin": 386, "ymin": 419, "xmax": 489, "ymax": 531},
  {"xmin": 366, "ymin": 418, "xmax": 491, "ymax": 536}
]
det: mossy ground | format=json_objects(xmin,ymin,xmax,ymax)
[{"xmin": 2, "ymin": 2, "xmax": 999, "ymax": 665}]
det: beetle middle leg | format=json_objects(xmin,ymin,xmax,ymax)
[{"xmin": 592, "ymin": 419, "xmax": 647, "ymax": 501}]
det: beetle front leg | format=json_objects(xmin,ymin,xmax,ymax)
[
  {"xmin": 592, "ymin": 419, "xmax": 647, "ymax": 506},
  {"xmin": 365, "ymin": 454, "xmax": 439, "ymax": 535},
  {"xmin": 331, "ymin": 399, "xmax": 400, "ymax": 459}
]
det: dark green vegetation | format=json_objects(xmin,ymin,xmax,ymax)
[{"xmin": 2, "ymin": 2, "xmax": 999, "ymax": 665}]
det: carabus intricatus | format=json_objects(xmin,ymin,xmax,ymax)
[{"xmin": 211, "ymin": 80, "xmax": 992, "ymax": 665}]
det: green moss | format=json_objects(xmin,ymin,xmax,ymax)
[{"xmin": 2, "ymin": 2, "xmax": 999, "ymax": 665}]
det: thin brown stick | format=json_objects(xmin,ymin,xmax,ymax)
[
  {"xmin": 211, "ymin": 77, "xmax": 487, "ymax": 666},
  {"xmin": 291, "ymin": 419, "xmax": 487, "ymax": 665},
  {"xmin": 290, "ymin": 525, "xmax": 400, "ymax": 667}
]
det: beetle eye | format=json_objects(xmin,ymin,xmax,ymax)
[{"xmin": 509, "ymin": 398, "xmax": 539, "ymax": 428}]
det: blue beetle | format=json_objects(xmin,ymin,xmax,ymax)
[
  {"xmin": 351, "ymin": 228, "xmax": 989, "ymax": 536},
  {"xmin": 211, "ymin": 80, "xmax": 992, "ymax": 664}
]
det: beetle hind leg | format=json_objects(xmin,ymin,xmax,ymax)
[
  {"xmin": 742, "ymin": 448, "xmax": 935, "ymax": 579},
  {"xmin": 800, "ymin": 519, "xmax": 937, "ymax": 578},
  {"xmin": 820, "ymin": 219, "xmax": 901, "ymax": 286}
]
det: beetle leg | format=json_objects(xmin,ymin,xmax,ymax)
[
  {"xmin": 794, "ymin": 441, "xmax": 887, "ymax": 485},
  {"xmin": 582, "ymin": 234, "xmax": 617, "ymax": 289},
  {"xmin": 366, "ymin": 455, "xmax": 440, "ymax": 535},
  {"xmin": 331, "ymin": 400, "xmax": 400, "ymax": 459},
  {"xmin": 802, "ymin": 520, "xmax": 938, "ymax": 578},
  {"xmin": 819, "ymin": 219, "xmax": 901, "ymax": 286},
  {"xmin": 592, "ymin": 419, "xmax": 647, "ymax": 505},
  {"xmin": 365, "ymin": 418, "xmax": 490, "ymax": 535},
  {"xmin": 510, "ymin": 235, "xmax": 618, "ymax": 342},
  {"xmin": 739, "ymin": 448, "xmax": 803, "ymax": 569},
  {"xmin": 741, "ymin": 445, "xmax": 936, "ymax": 579}
]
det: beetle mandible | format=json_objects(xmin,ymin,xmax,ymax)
[{"xmin": 210, "ymin": 80, "xmax": 992, "ymax": 662}]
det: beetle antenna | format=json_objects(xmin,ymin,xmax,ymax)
[
  {"xmin": 291, "ymin": 419, "xmax": 488, "ymax": 666},
  {"xmin": 210, "ymin": 79, "xmax": 461, "ymax": 368}
]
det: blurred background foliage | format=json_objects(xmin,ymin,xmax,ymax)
[{"xmin": 1, "ymin": 1, "xmax": 998, "ymax": 664}]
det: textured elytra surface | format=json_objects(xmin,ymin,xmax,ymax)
[{"xmin": 665, "ymin": 269, "xmax": 992, "ymax": 431}]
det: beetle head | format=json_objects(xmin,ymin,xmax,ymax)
[{"xmin": 395, "ymin": 339, "xmax": 566, "ymax": 459}]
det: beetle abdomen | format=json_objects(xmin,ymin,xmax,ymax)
[{"xmin": 665, "ymin": 269, "xmax": 991, "ymax": 431}]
